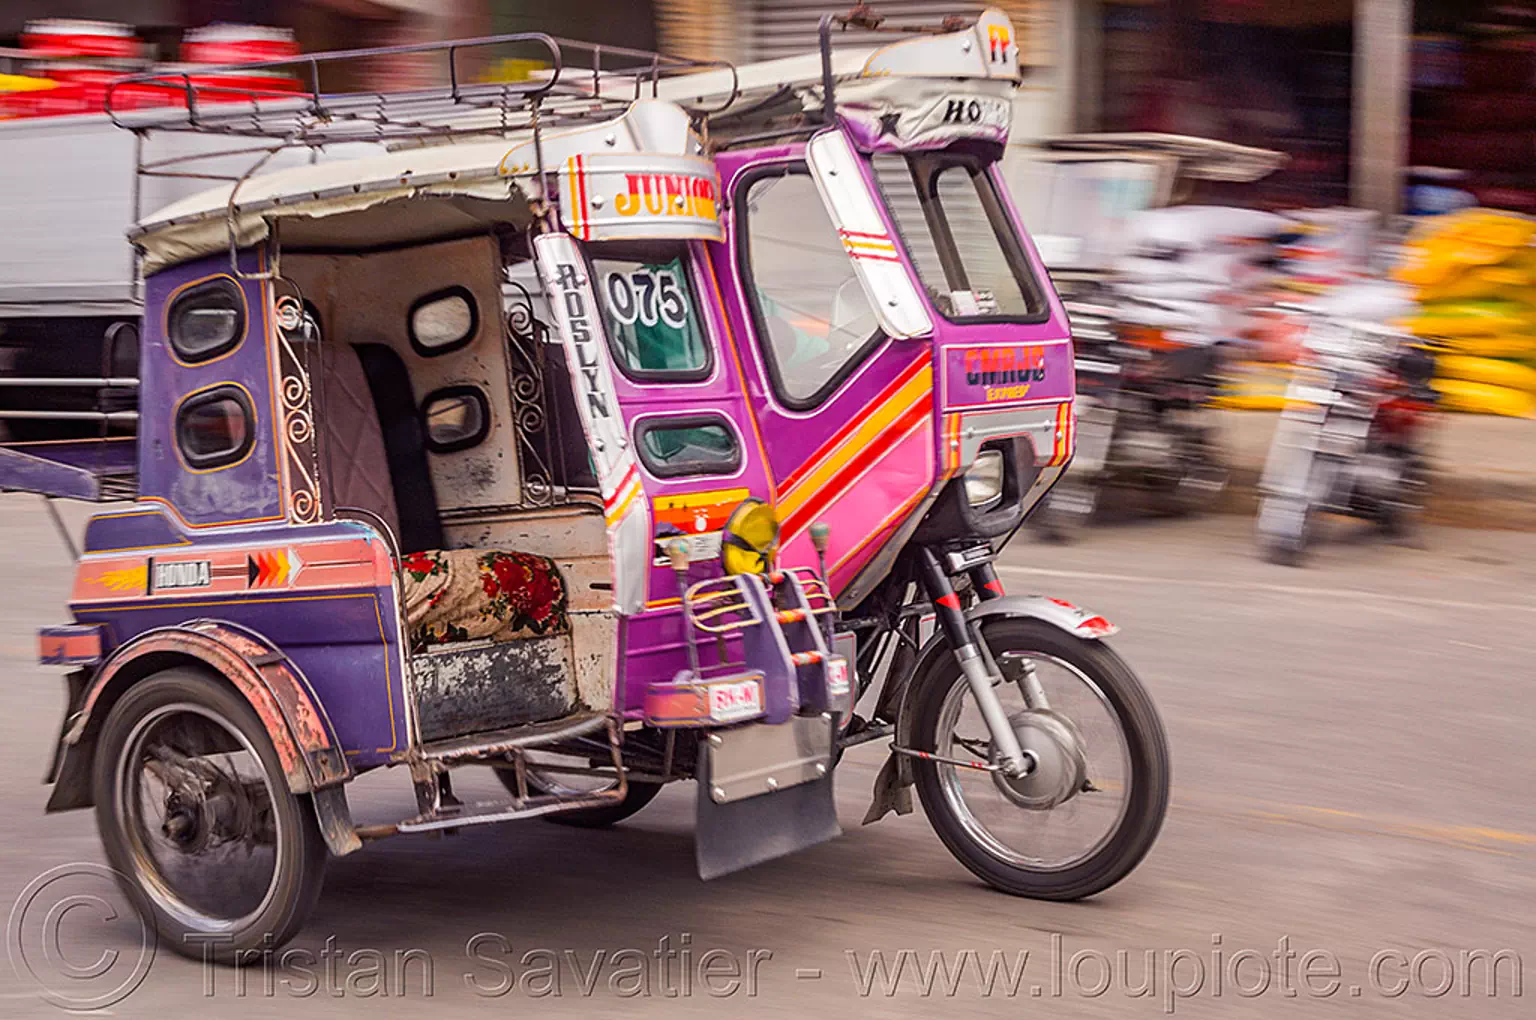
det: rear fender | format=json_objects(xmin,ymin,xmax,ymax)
[
  {"xmin": 48, "ymin": 620, "xmax": 350, "ymax": 813},
  {"xmin": 862, "ymin": 594, "xmax": 1116, "ymax": 824}
]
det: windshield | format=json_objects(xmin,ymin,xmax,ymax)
[{"xmin": 872, "ymin": 153, "xmax": 1048, "ymax": 323}]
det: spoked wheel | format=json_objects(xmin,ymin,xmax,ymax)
[
  {"xmin": 493, "ymin": 753, "xmax": 662, "ymax": 829},
  {"xmin": 92, "ymin": 668, "xmax": 327, "ymax": 961},
  {"xmin": 910, "ymin": 619, "xmax": 1169, "ymax": 900}
]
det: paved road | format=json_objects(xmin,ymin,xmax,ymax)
[{"xmin": 2, "ymin": 497, "xmax": 1533, "ymax": 1018}]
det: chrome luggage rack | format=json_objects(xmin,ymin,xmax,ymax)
[{"xmin": 104, "ymin": 34, "xmax": 739, "ymax": 148}]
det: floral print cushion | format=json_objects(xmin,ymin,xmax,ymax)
[{"xmin": 399, "ymin": 549, "xmax": 569, "ymax": 649}]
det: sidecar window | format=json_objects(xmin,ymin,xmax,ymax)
[
  {"xmin": 591, "ymin": 245, "xmax": 711, "ymax": 382},
  {"xmin": 176, "ymin": 385, "xmax": 255, "ymax": 470},
  {"xmin": 408, "ymin": 286, "xmax": 478, "ymax": 356},
  {"xmin": 421, "ymin": 385, "xmax": 490, "ymax": 453},
  {"xmin": 739, "ymin": 168, "xmax": 882, "ymax": 409},
  {"xmin": 168, "ymin": 277, "xmax": 245, "ymax": 363}
]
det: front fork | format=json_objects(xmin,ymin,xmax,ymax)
[{"xmin": 916, "ymin": 548, "xmax": 1034, "ymax": 777}]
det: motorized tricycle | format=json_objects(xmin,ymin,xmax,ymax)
[{"xmin": 5, "ymin": 8, "xmax": 1169, "ymax": 958}]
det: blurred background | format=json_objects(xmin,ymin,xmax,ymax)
[{"xmin": 6, "ymin": 0, "xmax": 1533, "ymax": 216}]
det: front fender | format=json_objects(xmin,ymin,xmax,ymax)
[
  {"xmin": 48, "ymin": 620, "xmax": 350, "ymax": 812},
  {"xmin": 861, "ymin": 593, "xmax": 1116, "ymax": 825},
  {"xmin": 966, "ymin": 594, "xmax": 1118, "ymax": 639}
]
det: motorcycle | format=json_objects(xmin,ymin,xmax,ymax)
[
  {"xmin": 1032, "ymin": 298, "xmax": 1229, "ymax": 541},
  {"xmin": 1256, "ymin": 310, "xmax": 1437, "ymax": 565}
]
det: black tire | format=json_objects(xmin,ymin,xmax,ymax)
[
  {"xmin": 1377, "ymin": 452, "xmax": 1428, "ymax": 540},
  {"xmin": 92, "ymin": 668, "xmax": 327, "ymax": 962},
  {"xmin": 910, "ymin": 618, "xmax": 1170, "ymax": 900},
  {"xmin": 493, "ymin": 767, "xmax": 662, "ymax": 828},
  {"xmin": 1258, "ymin": 495, "xmax": 1310, "ymax": 566},
  {"xmin": 1257, "ymin": 451, "xmax": 1336, "ymax": 566}
]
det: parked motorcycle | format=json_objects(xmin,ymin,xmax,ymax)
[
  {"xmin": 1255, "ymin": 311, "xmax": 1437, "ymax": 565},
  {"xmin": 1032, "ymin": 298, "xmax": 1229, "ymax": 541}
]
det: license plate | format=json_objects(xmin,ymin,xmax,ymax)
[
  {"xmin": 708, "ymin": 679, "xmax": 763, "ymax": 723},
  {"xmin": 826, "ymin": 657, "xmax": 850, "ymax": 697}
]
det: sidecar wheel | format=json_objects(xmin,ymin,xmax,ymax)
[
  {"xmin": 92, "ymin": 668, "xmax": 327, "ymax": 962},
  {"xmin": 910, "ymin": 619, "xmax": 1169, "ymax": 900}
]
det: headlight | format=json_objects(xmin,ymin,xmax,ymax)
[{"xmin": 964, "ymin": 449, "xmax": 1005, "ymax": 509}]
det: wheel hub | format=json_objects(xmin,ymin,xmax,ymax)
[
  {"xmin": 991, "ymin": 709, "xmax": 1087, "ymax": 810},
  {"xmin": 160, "ymin": 791, "xmax": 213, "ymax": 852}
]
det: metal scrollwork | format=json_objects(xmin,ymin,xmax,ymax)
[
  {"xmin": 504, "ymin": 281, "xmax": 559, "ymax": 508},
  {"xmin": 274, "ymin": 287, "xmax": 322, "ymax": 524}
]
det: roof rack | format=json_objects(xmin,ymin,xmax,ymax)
[
  {"xmin": 104, "ymin": 33, "xmax": 738, "ymax": 146},
  {"xmin": 106, "ymin": 33, "xmax": 739, "ymax": 282}
]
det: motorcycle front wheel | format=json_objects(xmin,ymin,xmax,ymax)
[{"xmin": 909, "ymin": 618, "xmax": 1169, "ymax": 900}]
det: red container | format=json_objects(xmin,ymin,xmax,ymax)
[
  {"xmin": 182, "ymin": 24, "xmax": 302, "ymax": 99},
  {"xmin": 181, "ymin": 24, "xmax": 300, "ymax": 66},
  {"xmin": 19, "ymin": 18, "xmax": 144, "ymax": 61}
]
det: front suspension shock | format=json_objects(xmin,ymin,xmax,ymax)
[{"xmin": 915, "ymin": 548, "xmax": 1028, "ymax": 776}]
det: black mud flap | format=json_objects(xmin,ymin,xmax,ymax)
[
  {"xmin": 695, "ymin": 771, "xmax": 842, "ymax": 880},
  {"xmin": 693, "ymin": 715, "xmax": 842, "ymax": 880}
]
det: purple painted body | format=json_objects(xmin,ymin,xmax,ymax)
[
  {"xmin": 138, "ymin": 252, "xmax": 285, "ymax": 529},
  {"xmin": 940, "ymin": 339, "xmax": 1074, "ymax": 411}
]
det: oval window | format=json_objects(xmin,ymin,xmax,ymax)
[
  {"xmin": 176, "ymin": 386, "xmax": 255, "ymax": 469},
  {"xmin": 635, "ymin": 414, "xmax": 741, "ymax": 478},
  {"xmin": 409, "ymin": 286, "xmax": 478, "ymax": 356},
  {"xmin": 422, "ymin": 385, "xmax": 489, "ymax": 453},
  {"xmin": 168, "ymin": 277, "xmax": 245, "ymax": 363}
]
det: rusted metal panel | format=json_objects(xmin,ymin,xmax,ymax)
[
  {"xmin": 410, "ymin": 635, "xmax": 577, "ymax": 743},
  {"xmin": 312, "ymin": 786, "xmax": 362, "ymax": 857},
  {"xmin": 569, "ymin": 610, "xmax": 617, "ymax": 711},
  {"xmin": 66, "ymin": 623, "xmax": 350, "ymax": 793}
]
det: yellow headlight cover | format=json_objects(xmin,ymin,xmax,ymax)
[{"xmin": 720, "ymin": 498, "xmax": 779, "ymax": 576}]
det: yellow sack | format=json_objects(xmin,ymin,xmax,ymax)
[
  {"xmin": 1431, "ymin": 334, "xmax": 1536, "ymax": 358},
  {"xmin": 1435, "ymin": 354, "xmax": 1536, "ymax": 393},
  {"xmin": 1415, "ymin": 253, "xmax": 1536, "ymax": 302},
  {"xmin": 1408, "ymin": 299, "xmax": 1535, "ymax": 337},
  {"xmin": 1395, "ymin": 210, "xmax": 1536, "ymax": 286},
  {"xmin": 1431, "ymin": 377, "xmax": 1536, "ymax": 417}
]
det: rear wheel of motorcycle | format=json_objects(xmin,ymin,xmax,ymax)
[
  {"xmin": 92, "ymin": 668, "xmax": 327, "ymax": 962},
  {"xmin": 910, "ymin": 619, "xmax": 1170, "ymax": 901},
  {"xmin": 1377, "ymin": 453, "xmax": 1429, "ymax": 540}
]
